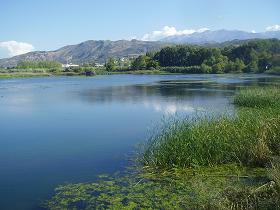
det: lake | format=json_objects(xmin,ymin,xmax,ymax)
[{"xmin": 0, "ymin": 74, "xmax": 279, "ymax": 210}]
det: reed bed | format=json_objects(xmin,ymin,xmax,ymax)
[
  {"xmin": 141, "ymin": 87, "xmax": 280, "ymax": 169},
  {"xmin": 233, "ymin": 86, "xmax": 280, "ymax": 108}
]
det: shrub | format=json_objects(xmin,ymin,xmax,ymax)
[{"xmin": 161, "ymin": 66, "xmax": 202, "ymax": 73}]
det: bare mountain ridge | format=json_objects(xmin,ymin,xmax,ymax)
[{"xmin": 0, "ymin": 40, "xmax": 169, "ymax": 67}]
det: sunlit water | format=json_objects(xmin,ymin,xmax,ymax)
[{"xmin": 0, "ymin": 74, "xmax": 279, "ymax": 210}]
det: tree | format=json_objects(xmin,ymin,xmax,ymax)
[
  {"xmin": 212, "ymin": 63, "xmax": 225, "ymax": 73},
  {"xmin": 234, "ymin": 59, "xmax": 246, "ymax": 73},
  {"xmin": 105, "ymin": 58, "xmax": 116, "ymax": 71},
  {"xmin": 131, "ymin": 55, "xmax": 147, "ymax": 70},
  {"xmin": 146, "ymin": 59, "xmax": 160, "ymax": 70},
  {"xmin": 245, "ymin": 61, "xmax": 259, "ymax": 73},
  {"xmin": 225, "ymin": 59, "xmax": 245, "ymax": 73},
  {"xmin": 201, "ymin": 63, "xmax": 212, "ymax": 73},
  {"xmin": 258, "ymin": 51, "xmax": 272, "ymax": 72}
]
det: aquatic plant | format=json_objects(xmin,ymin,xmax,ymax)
[
  {"xmin": 45, "ymin": 165, "xmax": 270, "ymax": 210},
  {"xmin": 233, "ymin": 86, "xmax": 280, "ymax": 108},
  {"xmin": 141, "ymin": 108, "xmax": 280, "ymax": 169},
  {"xmin": 140, "ymin": 86, "xmax": 280, "ymax": 169}
]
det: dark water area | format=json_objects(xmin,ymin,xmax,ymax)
[{"xmin": 0, "ymin": 74, "xmax": 279, "ymax": 210}]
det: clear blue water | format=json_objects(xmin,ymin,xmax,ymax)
[{"xmin": 0, "ymin": 74, "xmax": 279, "ymax": 210}]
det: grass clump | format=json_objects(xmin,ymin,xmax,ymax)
[
  {"xmin": 142, "ymin": 86, "xmax": 280, "ymax": 169},
  {"xmin": 141, "ymin": 109, "xmax": 280, "ymax": 169},
  {"xmin": 233, "ymin": 86, "xmax": 280, "ymax": 108}
]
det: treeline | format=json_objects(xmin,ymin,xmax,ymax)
[
  {"xmin": 129, "ymin": 39, "xmax": 280, "ymax": 73},
  {"xmin": 16, "ymin": 61, "xmax": 62, "ymax": 69},
  {"xmin": 10, "ymin": 60, "xmax": 97, "ymax": 76}
]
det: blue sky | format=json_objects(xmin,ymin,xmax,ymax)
[{"xmin": 0, "ymin": 0, "xmax": 279, "ymax": 58}]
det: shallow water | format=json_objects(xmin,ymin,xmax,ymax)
[{"xmin": 0, "ymin": 74, "xmax": 279, "ymax": 210}]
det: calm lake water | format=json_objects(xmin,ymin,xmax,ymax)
[{"xmin": 0, "ymin": 74, "xmax": 279, "ymax": 210}]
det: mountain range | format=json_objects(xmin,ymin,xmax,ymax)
[
  {"xmin": 0, "ymin": 29, "xmax": 280, "ymax": 68},
  {"xmin": 0, "ymin": 40, "xmax": 169, "ymax": 68},
  {"xmin": 161, "ymin": 29, "xmax": 280, "ymax": 44}
]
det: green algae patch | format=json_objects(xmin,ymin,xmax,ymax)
[{"xmin": 44, "ymin": 165, "xmax": 276, "ymax": 210}]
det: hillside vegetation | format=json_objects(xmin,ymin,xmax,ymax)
[{"xmin": 129, "ymin": 39, "xmax": 280, "ymax": 74}]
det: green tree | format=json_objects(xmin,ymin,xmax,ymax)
[
  {"xmin": 131, "ymin": 55, "xmax": 147, "ymax": 70},
  {"xmin": 245, "ymin": 61, "xmax": 259, "ymax": 73},
  {"xmin": 225, "ymin": 59, "xmax": 245, "ymax": 73},
  {"xmin": 105, "ymin": 58, "xmax": 116, "ymax": 71},
  {"xmin": 234, "ymin": 58, "xmax": 246, "ymax": 73},
  {"xmin": 258, "ymin": 51, "xmax": 272, "ymax": 72},
  {"xmin": 201, "ymin": 63, "xmax": 212, "ymax": 73}
]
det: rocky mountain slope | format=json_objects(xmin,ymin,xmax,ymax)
[{"xmin": 0, "ymin": 40, "xmax": 170, "ymax": 67}]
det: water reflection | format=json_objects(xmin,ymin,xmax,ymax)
[{"xmin": 74, "ymin": 79, "xmax": 236, "ymax": 115}]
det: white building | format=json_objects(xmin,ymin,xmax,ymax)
[
  {"xmin": 94, "ymin": 63, "xmax": 104, "ymax": 67},
  {"xmin": 62, "ymin": 63, "xmax": 79, "ymax": 68}
]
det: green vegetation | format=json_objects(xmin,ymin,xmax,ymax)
[
  {"xmin": 128, "ymin": 39, "xmax": 280, "ymax": 74},
  {"xmin": 131, "ymin": 55, "xmax": 159, "ymax": 70},
  {"xmin": 142, "ymin": 86, "xmax": 280, "ymax": 169},
  {"xmin": 266, "ymin": 66, "xmax": 280, "ymax": 75},
  {"xmin": 99, "ymin": 39, "xmax": 280, "ymax": 74},
  {"xmin": 142, "ymin": 109, "xmax": 280, "ymax": 169},
  {"xmin": 16, "ymin": 60, "xmax": 62, "ymax": 69},
  {"xmin": 234, "ymin": 86, "xmax": 280, "ymax": 108},
  {"xmin": 105, "ymin": 57, "xmax": 116, "ymax": 71},
  {"xmin": 45, "ymin": 165, "xmax": 272, "ymax": 210},
  {"xmin": 45, "ymin": 86, "xmax": 280, "ymax": 209},
  {"xmin": 0, "ymin": 72, "xmax": 51, "ymax": 78},
  {"xmin": 0, "ymin": 61, "xmax": 99, "ymax": 78}
]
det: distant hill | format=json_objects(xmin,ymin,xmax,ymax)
[
  {"xmin": 161, "ymin": 29, "xmax": 280, "ymax": 44},
  {"xmin": 0, "ymin": 40, "xmax": 170, "ymax": 68}
]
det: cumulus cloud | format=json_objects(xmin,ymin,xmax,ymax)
[
  {"xmin": 141, "ymin": 26, "xmax": 209, "ymax": 41},
  {"xmin": 0, "ymin": 41, "xmax": 35, "ymax": 57},
  {"xmin": 265, "ymin": 24, "xmax": 280, "ymax": 32}
]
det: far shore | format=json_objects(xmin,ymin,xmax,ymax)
[
  {"xmin": 0, "ymin": 70, "xmax": 181, "ymax": 79},
  {"xmin": 1, "ymin": 70, "xmax": 280, "ymax": 79}
]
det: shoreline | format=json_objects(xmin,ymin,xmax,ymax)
[{"xmin": 1, "ymin": 71, "xmax": 279, "ymax": 79}]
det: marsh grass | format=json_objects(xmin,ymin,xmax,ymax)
[
  {"xmin": 233, "ymin": 86, "xmax": 280, "ymax": 108},
  {"xmin": 141, "ymin": 86, "xmax": 280, "ymax": 170},
  {"xmin": 141, "ymin": 108, "xmax": 280, "ymax": 169},
  {"xmin": 0, "ymin": 72, "xmax": 51, "ymax": 78}
]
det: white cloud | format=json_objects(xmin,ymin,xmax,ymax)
[
  {"xmin": 141, "ymin": 26, "xmax": 209, "ymax": 41},
  {"xmin": 0, "ymin": 41, "xmax": 35, "ymax": 57},
  {"xmin": 265, "ymin": 24, "xmax": 280, "ymax": 32},
  {"xmin": 142, "ymin": 100, "xmax": 204, "ymax": 115},
  {"xmin": 251, "ymin": 30, "xmax": 256, "ymax": 33}
]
